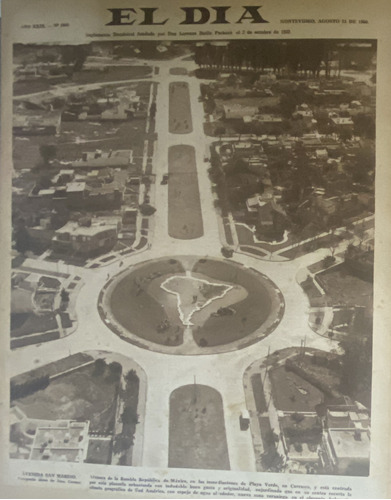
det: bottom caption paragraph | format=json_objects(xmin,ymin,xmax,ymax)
[
  {"xmin": 89, "ymin": 474, "xmax": 353, "ymax": 498},
  {"xmin": 16, "ymin": 470, "xmax": 355, "ymax": 498}
]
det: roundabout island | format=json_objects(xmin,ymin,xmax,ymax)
[
  {"xmin": 8, "ymin": 43, "xmax": 374, "ymax": 477},
  {"xmin": 99, "ymin": 256, "xmax": 285, "ymax": 355}
]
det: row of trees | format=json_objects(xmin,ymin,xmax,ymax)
[
  {"xmin": 11, "ymin": 375, "xmax": 50, "ymax": 400},
  {"xmin": 194, "ymin": 40, "xmax": 376, "ymax": 77}
]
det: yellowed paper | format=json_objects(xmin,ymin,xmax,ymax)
[{"xmin": 1, "ymin": 0, "xmax": 391, "ymax": 497}]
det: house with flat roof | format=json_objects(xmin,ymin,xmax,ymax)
[
  {"xmin": 319, "ymin": 402, "xmax": 370, "ymax": 475},
  {"xmin": 52, "ymin": 218, "xmax": 120, "ymax": 256},
  {"xmin": 223, "ymin": 103, "xmax": 258, "ymax": 120},
  {"xmin": 30, "ymin": 421, "xmax": 90, "ymax": 462},
  {"xmin": 13, "ymin": 111, "xmax": 62, "ymax": 136},
  {"xmin": 70, "ymin": 149, "xmax": 133, "ymax": 169}
]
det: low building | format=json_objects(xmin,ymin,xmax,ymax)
[
  {"xmin": 52, "ymin": 218, "xmax": 120, "ymax": 256},
  {"xmin": 30, "ymin": 421, "xmax": 90, "ymax": 462},
  {"xmin": 315, "ymin": 149, "xmax": 328, "ymax": 160},
  {"xmin": 279, "ymin": 412, "xmax": 322, "ymax": 465},
  {"xmin": 223, "ymin": 103, "xmax": 258, "ymax": 120},
  {"xmin": 330, "ymin": 116, "xmax": 354, "ymax": 132},
  {"xmin": 320, "ymin": 403, "xmax": 370, "ymax": 475},
  {"xmin": 70, "ymin": 149, "xmax": 133, "ymax": 169},
  {"xmin": 13, "ymin": 111, "xmax": 62, "ymax": 136}
]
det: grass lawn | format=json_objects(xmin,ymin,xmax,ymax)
[
  {"xmin": 236, "ymin": 224, "xmax": 255, "ymax": 245},
  {"xmin": 10, "ymin": 312, "xmax": 58, "ymax": 338},
  {"xmin": 316, "ymin": 264, "xmax": 373, "ymax": 307},
  {"xmin": 169, "ymin": 384, "xmax": 230, "ymax": 470},
  {"xmin": 251, "ymin": 373, "xmax": 268, "ymax": 414},
  {"xmin": 11, "ymin": 330, "xmax": 60, "ymax": 349},
  {"xmin": 192, "ymin": 259, "xmax": 277, "ymax": 347},
  {"xmin": 85, "ymin": 438, "xmax": 113, "ymax": 465},
  {"xmin": 169, "ymin": 82, "xmax": 193, "ymax": 134},
  {"xmin": 240, "ymin": 246, "xmax": 268, "ymax": 257},
  {"xmin": 109, "ymin": 259, "xmax": 186, "ymax": 346},
  {"xmin": 269, "ymin": 365, "xmax": 324, "ymax": 412},
  {"xmin": 170, "ymin": 68, "xmax": 188, "ymax": 76},
  {"xmin": 258, "ymin": 415, "xmax": 276, "ymax": 453},
  {"xmin": 12, "ymin": 353, "xmax": 93, "ymax": 386},
  {"xmin": 168, "ymin": 145, "xmax": 204, "ymax": 240},
  {"xmin": 14, "ymin": 80, "xmax": 58, "ymax": 97},
  {"xmin": 223, "ymin": 220, "xmax": 234, "ymax": 245},
  {"xmin": 331, "ymin": 307, "xmax": 355, "ymax": 327},
  {"xmin": 300, "ymin": 278, "xmax": 325, "ymax": 307},
  {"xmin": 13, "ymin": 363, "xmax": 121, "ymax": 434}
]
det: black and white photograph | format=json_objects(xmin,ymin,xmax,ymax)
[{"xmin": 8, "ymin": 37, "xmax": 376, "ymax": 478}]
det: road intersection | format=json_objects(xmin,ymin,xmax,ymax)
[{"xmin": 10, "ymin": 54, "xmax": 341, "ymax": 472}]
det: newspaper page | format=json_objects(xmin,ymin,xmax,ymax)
[{"xmin": 1, "ymin": 0, "xmax": 391, "ymax": 497}]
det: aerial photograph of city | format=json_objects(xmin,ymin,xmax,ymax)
[{"xmin": 9, "ymin": 39, "xmax": 375, "ymax": 476}]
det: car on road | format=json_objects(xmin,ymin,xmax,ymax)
[
  {"xmin": 239, "ymin": 410, "xmax": 250, "ymax": 431},
  {"xmin": 161, "ymin": 174, "xmax": 169, "ymax": 185}
]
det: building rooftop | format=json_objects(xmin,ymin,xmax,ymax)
[
  {"xmin": 55, "ymin": 218, "xmax": 119, "ymax": 237},
  {"xmin": 66, "ymin": 182, "xmax": 86, "ymax": 193},
  {"xmin": 30, "ymin": 421, "xmax": 89, "ymax": 463},
  {"xmin": 70, "ymin": 149, "xmax": 132, "ymax": 169},
  {"xmin": 328, "ymin": 429, "xmax": 370, "ymax": 460}
]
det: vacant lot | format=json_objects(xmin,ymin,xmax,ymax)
[
  {"xmin": 168, "ymin": 145, "xmax": 204, "ymax": 240},
  {"xmin": 10, "ymin": 312, "xmax": 58, "ymax": 338},
  {"xmin": 169, "ymin": 82, "xmax": 193, "ymax": 134},
  {"xmin": 109, "ymin": 259, "xmax": 186, "ymax": 346},
  {"xmin": 192, "ymin": 259, "xmax": 278, "ymax": 347},
  {"xmin": 316, "ymin": 264, "xmax": 373, "ymax": 308},
  {"xmin": 169, "ymin": 384, "xmax": 230, "ymax": 470},
  {"xmin": 269, "ymin": 366, "xmax": 324, "ymax": 412},
  {"xmin": 13, "ymin": 363, "xmax": 121, "ymax": 434}
]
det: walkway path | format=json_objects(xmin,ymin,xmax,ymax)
[{"xmin": 9, "ymin": 54, "xmax": 339, "ymax": 473}]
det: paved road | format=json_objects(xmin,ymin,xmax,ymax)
[{"xmin": 10, "ymin": 54, "xmax": 338, "ymax": 472}]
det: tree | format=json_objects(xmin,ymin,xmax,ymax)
[
  {"xmin": 323, "ymin": 255, "xmax": 336, "ymax": 268},
  {"xmin": 125, "ymin": 369, "xmax": 139, "ymax": 384},
  {"xmin": 39, "ymin": 144, "xmax": 57, "ymax": 166},
  {"xmin": 149, "ymin": 102, "xmax": 156, "ymax": 119},
  {"xmin": 215, "ymin": 126, "xmax": 226, "ymax": 141},
  {"xmin": 108, "ymin": 361, "xmax": 122, "ymax": 375},
  {"xmin": 280, "ymin": 93, "xmax": 297, "ymax": 118},
  {"xmin": 221, "ymin": 247, "xmax": 233, "ymax": 258},
  {"xmin": 291, "ymin": 412, "xmax": 304, "ymax": 424},
  {"xmin": 14, "ymin": 219, "xmax": 31, "ymax": 255},
  {"xmin": 112, "ymin": 434, "xmax": 133, "ymax": 454},
  {"xmin": 61, "ymin": 45, "xmax": 89, "ymax": 72},
  {"xmin": 37, "ymin": 175, "xmax": 52, "ymax": 189},
  {"xmin": 339, "ymin": 333, "xmax": 372, "ymax": 403},
  {"xmin": 261, "ymin": 449, "xmax": 285, "ymax": 472},
  {"xmin": 139, "ymin": 204, "xmax": 156, "ymax": 216},
  {"xmin": 93, "ymin": 358, "xmax": 106, "ymax": 377},
  {"xmin": 121, "ymin": 406, "xmax": 139, "ymax": 425}
]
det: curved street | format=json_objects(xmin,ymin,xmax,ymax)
[{"xmin": 9, "ymin": 54, "xmax": 341, "ymax": 472}]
